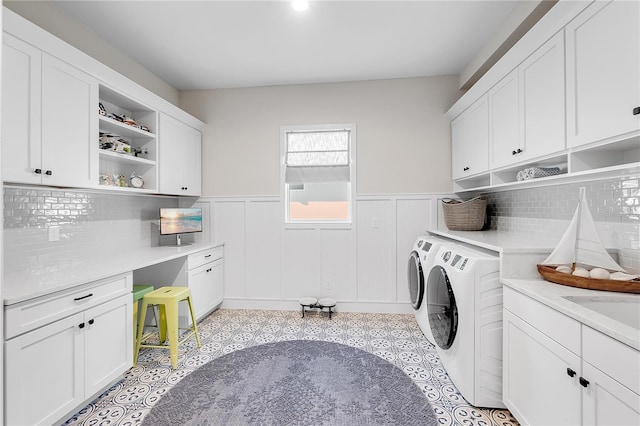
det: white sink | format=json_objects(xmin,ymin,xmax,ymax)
[{"xmin": 563, "ymin": 296, "xmax": 640, "ymax": 330}]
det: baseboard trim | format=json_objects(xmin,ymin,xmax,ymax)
[{"xmin": 221, "ymin": 298, "xmax": 414, "ymax": 315}]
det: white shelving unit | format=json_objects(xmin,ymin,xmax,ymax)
[{"xmin": 98, "ymin": 85, "xmax": 158, "ymax": 191}]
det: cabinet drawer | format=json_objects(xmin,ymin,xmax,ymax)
[
  {"xmin": 5, "ymin": 272, "xmax": 132, "ymax": 339},
  {"xmin": 504, "ymin": 286, "xmax": 581, "ymax": 355},
  {"xmin": 583, "ymin": 326, "xmax": 640, "ymax": 395},
  {"xmin": 188, "ymin": 246, "xmax": 223, "ymax": 270}
]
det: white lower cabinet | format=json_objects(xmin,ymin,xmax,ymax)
[
  {"xmin": 181, "ymin": 247, "xmax": 224, "ymax": 327},
  {"xmin": 503, "ymin": 310, "xmax": 581, "ymax": 425},
  {"xmin": 4, "ymin": 274, "xmax": 132, "ymax": 426},
  {"xmin": 503, "ymin": 287, "xmax": 640, "ymax": 426}
]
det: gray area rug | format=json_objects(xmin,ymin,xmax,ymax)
[{"xmin": 143, "ymin": 340, "xmax": 437, "ymax": 425}]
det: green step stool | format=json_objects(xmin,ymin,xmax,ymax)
[{"xmin": 132, "ymin": 285, "xmax": 155, "ymax": 356}]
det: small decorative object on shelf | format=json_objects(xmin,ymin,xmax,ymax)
[
  {"xmin": 132, "ymin": 147, "xmax": 149, "ymax": 158},
  {"xmin": 129, "ymin": 173, "xmax": 144, "ymax": 189},
  {"xmin": 99, "ymin": 132, "xmax": 132, "ymax": 154},
  {"xmin": 98, "ymin": 103, "xmax": 152, "ymax": 132},
  {"xmin": 99, "ymin": 174, "xmax": 131, "ymax": 188},
  {"xmin": 516, "ymin": 166, "xmax": 562, "ymax": 181}
]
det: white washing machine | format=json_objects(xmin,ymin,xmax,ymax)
[
  {"xmin": 426, "ymin": 243, "xmax": 505, "ymax": 409},
  {"xmin": 407, "ymin": 235, "xmax": 452, "ymax": 345}
]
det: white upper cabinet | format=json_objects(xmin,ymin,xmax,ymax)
[
  {"xmin": 2, "ymin": 34, "xmax": 43, "ymax": 184},
  {"xmin": 41, "ymin": 54, "xmax": 99, "ymax": 188},
  {"xmin": 490, "ymin": 32, "xmax": 565, "ymax": 169},
  {"xmin": 566, "ymin": 0, "xmax": 640, "ymax": 148},
  {"xmin": 159, "ymin": 113, "xmax": 202, "ymax": 196},
  {"xmin": 2, "ymin": 37, "xmax": 98, "ymax": 188},
  {"xmin": 489, "ymin": 69, "xmax": 520, "ymax": 169},
  {"xmin": 519, "ymin": 31, "xmax": 565, "ymax": 160},
  {"xmin": 451, "ymin": 95, "xmax": 489, "ymax": 180},
  {"xmin": 3, "ymin": 9, "xmax": 206, "ymax": 194}
]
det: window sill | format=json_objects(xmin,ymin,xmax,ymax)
[{"xmin": 284, "ymin": 222, "xmax": 353, "ymax": 231}]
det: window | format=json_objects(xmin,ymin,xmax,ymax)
[{"xmin": 281, "ymin": 124, "xmax": 356, "ymax": 224}]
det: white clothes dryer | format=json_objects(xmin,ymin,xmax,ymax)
[
  {"xmin": 426, "ymin": 243, "xmax": 505, "ymax": 408},
  {"xmin": 407, "ymin": 235, "xmax": 452, "ymax": 345}
]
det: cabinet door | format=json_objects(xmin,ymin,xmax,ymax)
[
  {"xmin": 41, "ymin": 53, "xmax": 99, "ymax": 188},
  {"xmin": 520, "ymin": 31, "xmax": 566, "ymax": 160},
  {"xmin": 184, "ymin": 258, "xmax": 223, "ymax": 327},
  {"xmin": 452, "ymin": 95, "xmax": 489, "ymax": 181},
  {"xmin": 503, "ymin": 310, "xmax": 581, "ymax": 426},
  {"xmin": 465, "ymin": 95, "xmax": 489, "ymax": 175},
  {"xmin": 210, "ymin": 257, "xmax": 224, "ymax": 308},
  {"xmin": 2, "ymin": 34, "xmax": 43, "ymax": 184},
  {"xmin": 489, "ymin": 69, "xmax": 520, "ymax": 168},
  {"xmin": 5, "ymin": 313, "xmax": 84, "ymax": 426},
  {"xmin": 566, "ymin": 0, "xmax": 640, "ymax": 147},
  {"xmin": 159, "ymin": 114, "xmax": 202, "ymax": 196},
  {"xmin": 451, "ymin": 113, "xmax": 467, "ymax": 180},
  {"xmin": 582, "ymin": 361, "xmax": 640, "ymax": 426},
  {"xmin": 186, "ymin": 263, "xmax": 209, "ymax": 324},
  {"xmin": 84, "ymin": 295, "xmax": 132, "ymax": 396}
]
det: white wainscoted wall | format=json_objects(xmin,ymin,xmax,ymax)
[{"xmin": 200, "ymin": 194, "xmax": 446, "ymax": 314}]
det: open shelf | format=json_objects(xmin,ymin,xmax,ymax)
[
  {"xmin": 98, "ymin": 150, "xmax": 155, "ymax": 166},
  {"xmin": 98, "ymin": 84, "xmax": 158, "ymax": 192},
  {"xmin": 453, "ymin": 134, "xmax": 640, "ymax": 193}
]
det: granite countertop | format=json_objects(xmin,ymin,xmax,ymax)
[
  {"xmin": 428, "ymin": 229, "xmax": 557, "ymax": 254},
  {"xmin": 502, "ymin": 278, "xmax": 640, "ymax": 351},
  {"xmin": 3, "ymin": 242, "xmax": 222, "ymax": 306}
]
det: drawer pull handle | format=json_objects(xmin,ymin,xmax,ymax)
[
  {"xmin": 34, "ymin": 168, "xmax": 42, "ymax": 174},
  {"xmin": 567, "ymin": 368, "xmax": 576, "ymax": 377},
  {"xmin": 579, "ymin": 377, "xmax": 589, "ymax": 388},
  {"xmin": 205, "ymin": 255, "xmax": 212, "ymax": 258},
  {"xmin": 74, "ymin": 293, "xmax": 93, "ymax": 302},
  {"xmin": 463, "ymin": 166, "xmax": 470, "ymax": 171},
  {"xmin": 207, "ymin": 268, "xmax": 212, "ymax": 272},
  {"xmin": 79, "ymin": 322, "xmax": 85, "ymax": 329},
  {"xmin": 45, "ymin": 170, "xmax": 52, "ymax": 176},
  {"xmin": 633, "ymin": 106, "xmax": 640, "ymax": 115}
]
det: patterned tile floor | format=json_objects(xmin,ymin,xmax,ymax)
[{"xmin": 64, "ymin": 309, "xmax": 519, "ymax": 426}]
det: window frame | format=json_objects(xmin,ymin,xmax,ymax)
[{"xmin": 280, "ymin": 123, "xmax": 356, "ymax": 229}]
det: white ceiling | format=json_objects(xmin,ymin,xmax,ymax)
[{"xmin": 53, "ymin": 0, "xmax": 519, "ymax": 91}]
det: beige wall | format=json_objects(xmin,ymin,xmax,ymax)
[
  {"xmin": 4, "ymin": 0, "xmax": 179, "ymax": 105},
  {"xmin": 180, "ymin": 76, "xmax": 461, "ymax": 196}
]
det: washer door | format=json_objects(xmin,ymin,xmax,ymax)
[
  {"xmin": 426, "ymin": 266, "xmax": 458, "ymax": 350},
  {"xmin": 407, "ymin": 251, "xmax": 424, "ymax": 310}
]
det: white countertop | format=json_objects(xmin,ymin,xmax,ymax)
[
  {"xmin": 502, "ymin": 278, "xmax": 640, "ymax": 351},
  {"xmin": 3, "ymin": 242, "xmax": 221, "ymax": 305},
  {"xmin": 428, "ymin": 229, "xmax": 557, "ymax": 254}
]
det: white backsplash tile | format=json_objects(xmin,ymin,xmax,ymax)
[{"xmin": 485, "ymin": 176, "xmax": 640, "ymax": 273}]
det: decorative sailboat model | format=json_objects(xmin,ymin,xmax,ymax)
[{"xmin": 537, "ymin": 187, "xmax": 640, "ymax": 293}]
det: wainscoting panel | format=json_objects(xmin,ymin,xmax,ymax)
[
  {"xmin": 245, "ymin": 200, "xmax": 282, "ymax": 300},
  {"xmin": 356, "ymin": 199, "xmax": 395, "ymax": 302},
  {"xmin": 282, "ymin": 228, "xmax": 321, "ymax": 300},
  {"xmin": 319, "ymin": 228, "xmax": 357, "ymax": 302},
  {"xmin": 213, "ymin": 201, "xmax": 246, "ymax": 299},
  {"xmin": 205, "ymin": 195, "xmax": 442, "ymax": 313}
]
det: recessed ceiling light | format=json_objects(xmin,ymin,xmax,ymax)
[{"xmin": 292, "ymin": 0, "xmax": 309, "ymax": 12}]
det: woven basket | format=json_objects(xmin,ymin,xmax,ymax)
[{"xmin": 441, "ymin": 196, "xmax": 487, "ymax": 231}]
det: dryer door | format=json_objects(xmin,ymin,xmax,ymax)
[
  {"xmin": 426, "ymin": 265, "xmax": 458, "ymax": 350},
  {"xmin": 407, "ymin": 251, "xmax": 424, "ymax": 310}
]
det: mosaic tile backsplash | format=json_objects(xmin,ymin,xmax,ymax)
[
  {"xmin": 3, "ymin": 185, "xmax": 180, "ymax": 275},
  {"xmin": 483, "ymin": 176, "xmax": 640, "ymax": 272}
]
